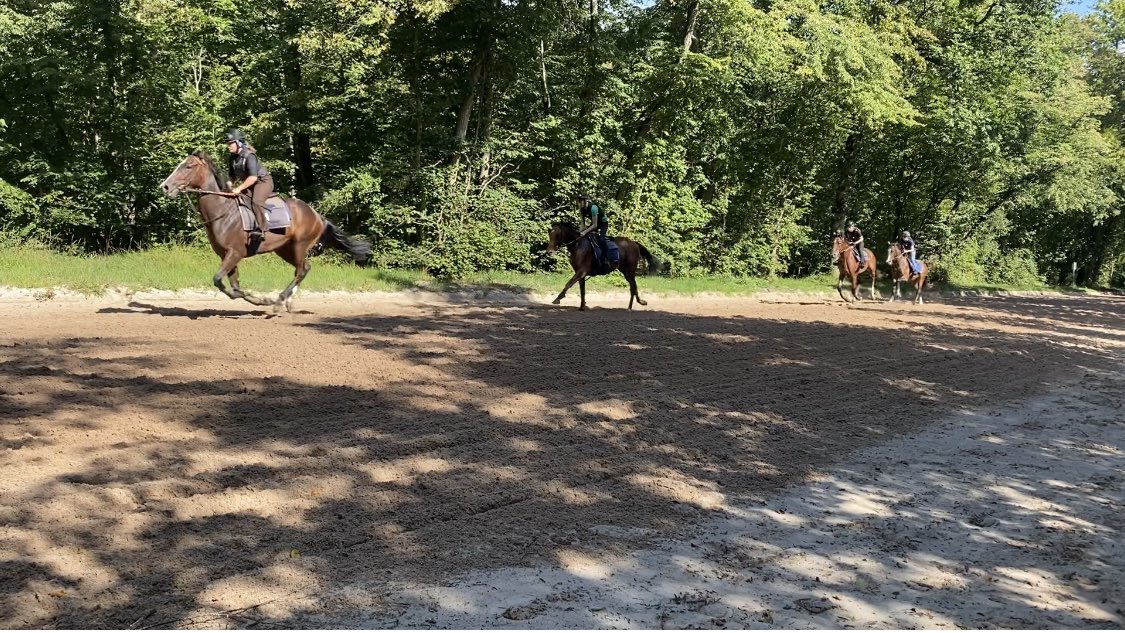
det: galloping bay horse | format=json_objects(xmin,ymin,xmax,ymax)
[
  {"xmin": 546, "ymin": 223, "xmax": 661, "ymax": 310},
  {"xmin": 160, "ymin": 151, "xmax": 369, "ymax": 311},
  {"xmin": 886, "ymin": 242, "xmax": 928, "ymax": 304},
  {"xmin": 831, "ymin": 234, "xmax": 878, "ymax": 302}
]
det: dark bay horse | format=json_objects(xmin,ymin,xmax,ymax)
[
  {"xmin": 831, "ymin": 235, "xmax": 878, "ymax": 302},
  {"xmin": 546, "ymin": 223, "xmax": 661, "ymax": 310},
  {"xmin": 160, "ymin": 152, "xmax": 369, "ymax": 311},
  {"xmin": 886, "ymin": 243, "xmax": 928, "ymax": 304}
]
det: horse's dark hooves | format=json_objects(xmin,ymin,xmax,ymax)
[
  {"xmin": 578, "ymin": 305, "xmax": 590, "ymax": 311},
  {"xmin": 637, "ymin": 299, "xmax": 648, "ymax": 306},
  {"xmin": 551, "ymin": 299, "xmax": 562, "ymax": 305}
]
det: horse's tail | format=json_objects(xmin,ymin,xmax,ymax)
[
  {"xmin": 320, "ymin": 219, "xmax": 371, "ymax": 265},
  {"xmin": 637, "ymin": 243, "xmax": 663, "ymax": 275}
]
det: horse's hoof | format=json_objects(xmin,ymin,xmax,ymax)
[
  {"xmin": 552, "ymin": 299, "xmax": 562, "ymax": 305},
  {"xmin": 578, "ymin": 305, "xmax": 589, "ymax": 311},
  {"xmin": 637, "ymin": 299, "xmax": 647, "ymax": 306}
]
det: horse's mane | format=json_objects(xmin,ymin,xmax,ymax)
[{"xmin": 191, "ymin": 150, "xmax": 230, "ymax": 192}]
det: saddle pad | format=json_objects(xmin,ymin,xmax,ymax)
[
  {"xmin": 238, "ymin": 197, "xmax": 292, "ymax": 231},
  {"xmin": 589, "ymin": 237, "xmax": 621, "ymax": 277}
]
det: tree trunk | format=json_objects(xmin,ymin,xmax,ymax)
[
  {"xmin": 408, "ymin": 13, "xmax": 424, "ymax": 172},
  {"xmin": 477, "ymin": 47, "xmax": 496, "ymax": 183},
  {"xmin": 95, "ymin": 0, "xmax": 122, "ymax": 180},
  {"xmin": 832, "ymin": 130, "xmax": 863, "ymax": 232},
  {"xmin": 1087, "ymin": 214, "xmax": 1118, "ymax": 286},
  {"xmin": 612, "ymin": 0, "xmax": 702, "ymax": 202},
  {"xmin": 577, "ymin": 0, "xmax": 600, "ymax": 121},
  {"xmin": 281, "ymin": 14, "xmax": 315, "ymax": 194},
  {"xmin": 681, "ymin": 0, "xmax": 700, "ymax": 59},
  {"xmin": 453, "ymin": 50, "xmax": 486, "ymax": 148},
  {"xmin": 539, "ymin": 39, "xmax": 551, "ymax": 115}
]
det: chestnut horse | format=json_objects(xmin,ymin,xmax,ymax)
[
  {"xmin": 545, "ymin": 223, "xmax": 661, "ymax": 310},
  {"xmin": 831, "ymin": 234, "xmax": 878, "ymax": 302},
  {"xmin": 159, "ymin": 152, "xmax": 369, "ymax": 311},
  {"xmin": 886, "ymin": 242, "xmax": 928, "ymax": 304}
]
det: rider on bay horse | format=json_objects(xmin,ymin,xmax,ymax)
[
  {"xmin": 845, "ymin": 221, "xmax": 867, "ymax": 267},
  {"xmin": 898, "ymin": 230, "xmax": 921, "ymax": 279},
  {"xmin": 224, "ymin": 129, "xmax": 273, "ymax": 242},
  {"xmin": 577, "ymin": 192, "xmax": 609, "ymax": 266}
]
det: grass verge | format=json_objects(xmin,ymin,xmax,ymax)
[{"xmin": 0, "ymin": 245, "xmax": 1080, "ymax": 298}]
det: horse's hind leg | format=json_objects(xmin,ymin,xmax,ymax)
[
  {"xmin": 625, "ymin": 258, "xmax": 646, "ymax": 309},
  {"xmin": 627, "ymin": 275, "xmax": 647, "ymax": 309},
  {"xmin": 278, "ymin": 243, "xmax": 313, "ymax": 312}
]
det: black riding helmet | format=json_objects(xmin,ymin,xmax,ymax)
[
  {"xmin": 223, "ymin": 129, "xmax": 246, "ymax": 144},
  {"xmin": 901, "ymin": 230, "xmax": 911, "ymax": 238},
  {"xmin": 575, "ymin": 192, "xmax": 590, "ymax": 201}
]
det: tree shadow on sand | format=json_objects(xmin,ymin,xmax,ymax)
[{"xmin": 0, "ymin": 297, "xmax": 1122, "ymax": 627}]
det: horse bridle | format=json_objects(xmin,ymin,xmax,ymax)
[{"xmin": 173, "ymin": 159, "xmax": 240, "ymax": 225}]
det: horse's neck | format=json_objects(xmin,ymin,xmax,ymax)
[
  {"xmin": 891, "ymin": 249, "xmax": 909, "ymax": 274},
  {"xmin": 561, "ymin": 226, "xmax": 581, "ymax": 245},
  {"xmin": 196, "ymin": 171, "xmax": 235, "ymax": 220}
]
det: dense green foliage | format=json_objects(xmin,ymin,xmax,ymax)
[{"xmin": 1, "ymin": 0, "xmax": 1122, "ymax": 284}]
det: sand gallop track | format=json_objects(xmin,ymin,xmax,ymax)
[{"xmin": 1, "ymin": 291, "xmax": 1123, "ymax": 628}]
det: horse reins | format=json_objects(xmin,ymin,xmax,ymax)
[
  {"xmin": 180, "ymin": 187, "xmax": 239, "ymax": 225},
  {"xmin": 183, "ymin": 187, "xmax": 239, "ymax": 198},
  {"xmin": 550, "ymin": 233, "xmax": 585, "ymax": 252}
]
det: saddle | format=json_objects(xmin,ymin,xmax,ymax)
[
  {"xmin": 588, "ymin": 236, "xmax": 620, "ymax": 277},
  {"xmin": 237, "ymin": 196, "xmax": 292, "ymax": 232}
]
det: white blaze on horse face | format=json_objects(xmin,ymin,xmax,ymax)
[{"xmin": 159, "ymin": 157, "xmax": 191, "ymax": 197}]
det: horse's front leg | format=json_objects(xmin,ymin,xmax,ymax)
[
  {"xmin": 578, "ymin": 277, "xmax": 588, "ymax": 311},
  {"xmin": 851, "ymin": 273, "xmax": 861, "ymax": 301},
  {"xmin": 228, "ymin": 266, "xmax": 246, "ymax": 297},
  {"xmin": 837, "ymin": 272, "xmax": 849, "ymax": 302},
  {"xmin": 552, "ymin": 270, "xmax": 583, "ymax": 305},
  {"xmin": 214, "ymin": 252, "xmax": 246, "ymax": 300},
  {"xmin": 214, "ymin": 251, "xmax": 273, "ymax": 306}
]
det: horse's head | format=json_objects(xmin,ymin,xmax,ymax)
[
  {"xmin": 546, "ymin": 222, "xmax": 578, "ymax": 254},
  {"xmin": 831, "ymin": 234, "xmax": 847, "ymax": 264},
  {"xmin": 886, "ymin": 242, "xmax": 901, "ymax": 266},
  {"xmin": 159, "ymin": 152, "xmax": 219, "ymax": 197}
]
